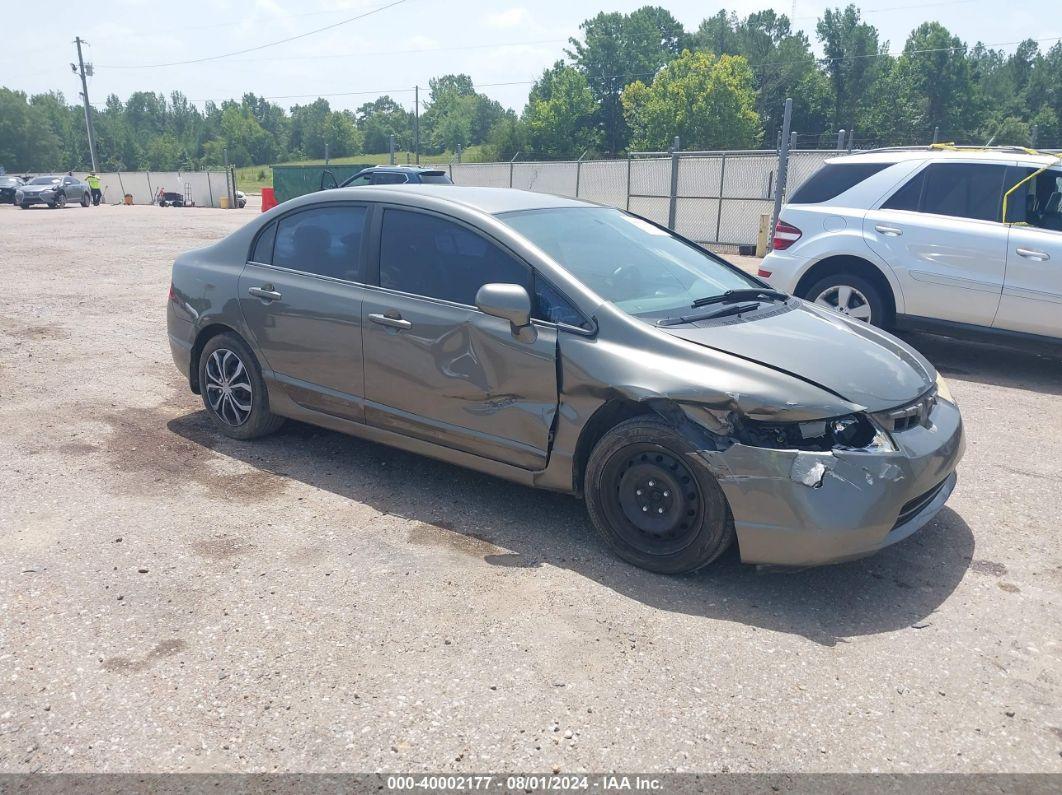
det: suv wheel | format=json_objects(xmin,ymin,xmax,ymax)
[
  {"xmin": 198, "ymin": 333, "xmax": 285, "ymax": 440},
  {"xmin": 584, "ymin": 417, "xmax": 734, "ymax": 574},
  {"xmin": 805, "ymin": 273, "xmax": 885, "ymax": 326}
]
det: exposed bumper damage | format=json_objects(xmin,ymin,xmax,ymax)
[{"xmin": 679, "ymin": 398, "xmax": 965, "ymax": 566}]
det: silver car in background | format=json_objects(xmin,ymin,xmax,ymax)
[
  {"xmin": 167, "ymin": 186, "xmax": 964, "ymax": 573},
  {"xmin": 16, "ymin": 174, "xmax": 92, "ymax": 209}
]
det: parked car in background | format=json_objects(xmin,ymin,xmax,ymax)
[
  {"xmin": 319, "ymin": 165, "xmax": 453, "ymax": 191},
  {"xmin": 167, "ymin": 185, "xmax": 963, "ymax": 574},
  {"xmin": 15, "ymin": 174, "xmax": 91, "ymax": 209},
  {"xmin": 760, "ymin": 146, "xmax": 1062, "ymax": 344},
  {"xmin": 0, "ymin": 175, "xmax": 24, "ymax": 204}
]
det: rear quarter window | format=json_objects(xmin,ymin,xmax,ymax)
[{"xmin": 788, "ymin": 163, "xmax": 892, "ymax": 204}]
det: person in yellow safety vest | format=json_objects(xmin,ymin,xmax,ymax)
[{"xmin": 87, "ymin": 173, "xmax": 102, "ymax": 206}]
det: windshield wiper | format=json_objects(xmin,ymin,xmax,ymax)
[
  {"xmin": 657, "ymin": 302, "xmax": 762, "ymax": 326},
  {"xmin": 690, "ymin": 288, "xmax": 788, "ymax": 309}
]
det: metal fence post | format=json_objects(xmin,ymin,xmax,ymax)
[
  {"xmin": 509, "ymin": 151, "xmax": 519, "ymax": 188},
  {"xmin": 770, "ymin": 98, "xmax": 794, "ymax": 249},
  {"xmin": 714, "ymin": 153, "xmax": 726, "ymax": 243},
  {"xmin": 846, "ymin": 128, "xmax": 856, "ymax": 152},
  {"xmin": 668, "ymin": 135, "xmax": 680, "ymax": 230},
  {"xmin": 625, "ymin": 154, "xmax": 632, "ymax": 211},
  {"xmin": 574, "ymin": 150, "xmax": 587, "ymax": 198}
]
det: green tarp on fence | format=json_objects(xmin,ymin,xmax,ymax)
[{"xmin": 271, "ymin": 163, "xmax": 375, "ymax": 204}]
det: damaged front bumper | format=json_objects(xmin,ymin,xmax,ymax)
[{"xmin": 696, "ymin": 398, "xmax": 965, "ymax": 566}]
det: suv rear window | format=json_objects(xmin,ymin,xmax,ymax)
[{"xmin": 788, "ymin": 163, "xmax": 891, "ymax": 204}]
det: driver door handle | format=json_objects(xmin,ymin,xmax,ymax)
[
  {"xmin": 1016, "ymin": 247, "xmax": 1050, "ymax": 261},
  {"xmin": 369, "ymin": 312, "xmax": 413, "ymax": 330},
  {"xmin": 875, "ymin": 224, "xmax": 903, "ymax": 236},
  {"xmin": 248, "ymin": 285, "xmax": 282, "ymax": 302}
]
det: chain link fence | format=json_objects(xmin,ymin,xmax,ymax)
[{"xmin": 449, "ymin": 149, "xmax": 837, "ymax": 250}]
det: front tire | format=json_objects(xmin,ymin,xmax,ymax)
[
  {"xmin": 80, "ymin": 192, "xmax": 90, "ymax": 207},
  {"xmin": 197, "ymin": 333, "xmax": 285, "ymax": 440},
  {"xmin": 805, "ymin": 272, "xmax": 886, "ymax": 327},
  {"xmin": 584, "ymin": 417, "xmax": 734, "ymax": 574},
  {"xmin": 53, "ymin": 193, "xmax": 66, "ymax": 209}
]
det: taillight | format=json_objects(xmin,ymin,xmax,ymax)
[
  {"xmin": 168, "ymin": 284, "xmax": 177, "ymax": 302},
  {"xmin": 757, "ymin": 268, "xmax": 773, "ymax": 278},
  {"xmin": 771, "ymin": 220, "xmax": 802, "ymax": 251}
]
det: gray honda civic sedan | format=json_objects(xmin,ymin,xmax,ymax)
[{"xmin": 167, "ymin": 186, "xmax": 964, "ymax": 573}]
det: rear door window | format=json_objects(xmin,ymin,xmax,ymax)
[
  {"xmin": 919, "ymin": 162, "xmax": 1007, "ymax": 222},
  {"xmin": 251, "ymin": 221, "xmax": 277, "ymax": 264},
  {"xmin": 788, "ymin": 163, "xmax": 891, "ymax": 204},
  {"xmin": 272, "ymin": 205, "xmax": 368, "ymax": 281},
  {"xmin": 379, "ymin": 209, "xmax": 530, "ymax": 305},
  {"xmin": 372, "ymin": 172, "xmax": 408, "ymax": 185},
  {"xmin": 882, "ymin": 168, "xmax": 926, "ymax": 211}
]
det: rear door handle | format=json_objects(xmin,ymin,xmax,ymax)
[
  {"xmin": 875, "ymin": 224, "xmax": 903, "ymax": 236},
  {"xmin": 369, "ymin": 312, "xmax": 413, "ymax": 330},
  {"xmin": 248, "ymin": 285, "xmax": 282, "ymax": 302},
  {"xmin": 1016, "ymin": 247, "xmax": 1050, "ymax": 261}
]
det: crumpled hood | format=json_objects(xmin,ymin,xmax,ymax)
[
  {"xmin": 20, "ymin": 184, "xmax": 56, "ymax": 194},
  {"xmin": 661, "ymin": 301, "xmax": 934, "ymax": 412}
]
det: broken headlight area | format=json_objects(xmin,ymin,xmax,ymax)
[{"xmin": 735, "ymin": 414, "xmax": 897, "ymax": 453}]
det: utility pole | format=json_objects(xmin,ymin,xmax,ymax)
[
  {"xmin": 73, "ymin": 37, "xmax": 99, "ymax": 172},
  {"xmin": 770, "ymin": 98, "xmax": 794, "ymax": 250},
  {"xmin": 414, "ymin": 85, "xmax": 420, "ymax": 165}
]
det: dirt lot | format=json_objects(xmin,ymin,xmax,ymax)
[{"xmin": 0, "ymin": 198, "xmax": 1060, "ymax": 774}]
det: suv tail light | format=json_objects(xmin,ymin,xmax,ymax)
[{"xmin": 771, "ymin": 220, "xmax": 802, "ymax": 251}]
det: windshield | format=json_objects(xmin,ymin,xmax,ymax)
[
  {"xmin": 28, "ymin": 176, "xmax": 60, "ymax": 185},
  {"xmin": 498, "ymin": 207, "xmax": 757, "ymax": 318}
]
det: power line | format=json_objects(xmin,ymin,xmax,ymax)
[
  {"xmin": 98, "ymin": 38, "xmax": 568, "ymax": 70},
  {"xmin": 96, "ymin": 0, "xmax": 413, "ymax": 69}
]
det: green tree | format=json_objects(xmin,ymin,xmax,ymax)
[
  {"xmin": 522, "ymin": 61, "xmax": 600, "ymax": 158},
  {"xmin": 567, "ymin": 6, "xmax": 686, "ymax": 154},
  {"xmin": 896, "ymin": 22, "xmax": 975, "ymax": 137},
  {"xmin": 690, "ymin": 9, "xmax": 829, "ymax": 146},
  {"xmin": 816, "ymin": 5, "xmax": 883, "ymax": 131},
  {"xmin": 356, "ymin": 95, "xmax": 412, "ymax": 153},
  {"xmin": 621, "ymin": 50, "xmax": 761, "ymax": 150}
]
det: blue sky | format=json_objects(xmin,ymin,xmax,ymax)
[{"xmin": 3, "ymin": 0, "xmax": 1059, "ymax": 114}]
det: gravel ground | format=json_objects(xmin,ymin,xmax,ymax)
[{"xmin": 0, "ymin": 198, "xmax": 1060, "ymax": 774}]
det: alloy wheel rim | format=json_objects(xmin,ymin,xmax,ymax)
[
  {"xmin": 205, "ymin": 348, "xmax": 253, "ymax": 426},
  {"xmin": 814, "ymin": 284, "xmax": 872, "ymax": 322},
  {"xmin": 605, "ymin": 445, "xmax": 702, "ymax": 556}
]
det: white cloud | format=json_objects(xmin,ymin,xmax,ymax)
[{"xmin": 486, "ymin": 7, "xmax": 531, "ymax": 29}]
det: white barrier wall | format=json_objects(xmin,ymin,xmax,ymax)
[
  {"xmin": 448, "ymin": 150, "xmax": 837, "ymax": 246},
  {"xmin": 68, "ymin": 170, "xmax": 232, "ymax": 207}
]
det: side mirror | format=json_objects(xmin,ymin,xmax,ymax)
[{"xmin": 475, "ymin": 283, "xmax": 535, "ymax": 340}]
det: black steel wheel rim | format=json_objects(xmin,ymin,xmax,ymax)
[{"xmin": 601, "ymin": 443, "xmax": 703, "ymax": 557}]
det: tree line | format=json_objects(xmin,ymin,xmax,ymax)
[{"xmin": 2, "ymin": 4, "xmax": 1062, "ymax": 172}]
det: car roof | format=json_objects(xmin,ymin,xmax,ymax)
[
  {"xmin": 827, "ymin": 148, "xmax": 1061, "ymax": 167},
  {"xmin": 317, "ymin": 185, "xmax": 597, "ymax": 214},
  {"xmin": 359, "ymin": 165, "xmax": 445, "ymax": 172}
]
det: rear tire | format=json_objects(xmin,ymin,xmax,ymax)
[
  {"xmin": 197, "ymin": 333, "xmax": 285, "ymax": 440},
  {"xmin": 584, "ymin": 417, "xmax": 734, "ymax": 574},
  {"xmin": 80, "ymin": 192, "xmax": 89, "ymax": 207},
  {"xmin": 804, "ymin": 272, "xmax": 887, "ymax": 328}
]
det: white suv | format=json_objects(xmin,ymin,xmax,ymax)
[{"xmin": 759, "ymin": 146, "xmax": 1062, "ymax": 342}]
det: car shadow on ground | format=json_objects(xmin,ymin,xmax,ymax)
[
  {"xmin": 168, "ymin": 409, "xmax": 974, "ymax": 647},
  {"xmin": 898, "ymin": 330, "xmax": 1062, "ymax": 396}
]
